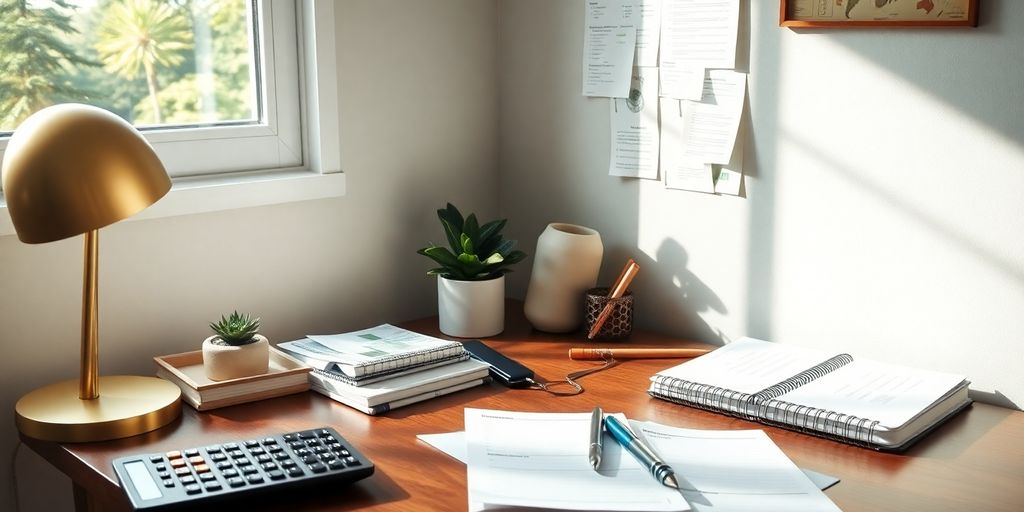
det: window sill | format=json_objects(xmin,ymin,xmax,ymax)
[{"xmin": 0, "ymin": 170, "xmax": 346, "ymax": 238}]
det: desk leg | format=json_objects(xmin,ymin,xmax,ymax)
[{"xmin": 72, "ymin": 483, "xmax": 99, "ymax": 512}]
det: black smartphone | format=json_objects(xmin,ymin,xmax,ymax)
[{"xmin": 462, "ymin": 340, "xmax": 535, "ymax": 388}]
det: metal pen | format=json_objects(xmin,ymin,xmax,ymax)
[
  {"xmin": 589, "ymin": 406, "xmax": 603, "ymax": 470},
  {"xmin": 604, "ymin": 415, "xmax": 679, "ymax": 489}
]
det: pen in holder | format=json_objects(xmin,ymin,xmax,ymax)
[{"xmin": 584, "ymin": 288, "xmax": 634, "ymax": 340}]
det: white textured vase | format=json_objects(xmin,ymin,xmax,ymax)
[
  {"xmin": 202, "ymin": 334, "xmax": 270, "ymax": 381},
  {"xmin": 438, "ymin": 275, "xmax": 505, "ymax": 338},
  {"xmin": 524, "ymin": 223, "xmax": 603, "ymax": 332}
]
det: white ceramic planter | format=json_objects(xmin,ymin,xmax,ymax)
[
  {"xmin": 202, "ymin": 334, "xmax": 270, "ymax": 381},
  {"xmin": 524, "ymin": 223, "xmax": 603, "ymax": 332},
  {"xmin": 438, "ymin": 275, "xmax": 505, "ymax": 338}
]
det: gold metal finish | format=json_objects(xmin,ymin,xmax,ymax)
[
  {"xmin": 15, "ymin": 376, "xmax": 181, "ymax": 443},
  {"xmin": 1, "ymin": 104, "xmax": 180, "ymax": 442},
  {"xmin": 1, "ymin": 104, "xmax": 171, "ymax": 244},
  {"xmin": 81, "ymin": 230, "xmax": 99, "ymax": 399}
]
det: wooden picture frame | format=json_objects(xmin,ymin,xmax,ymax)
[{"xmin": 780, "ymin": 0, "xmax": 978, "ymax": 28}]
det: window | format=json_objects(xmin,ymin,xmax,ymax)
[{"xmin": 0, "ymin": 0, "xmax": 316, "ymax": 179}]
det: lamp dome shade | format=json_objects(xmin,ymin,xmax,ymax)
[{"xmin": 1, "ymin": 104, "xmax": 171, "ymax": 244}]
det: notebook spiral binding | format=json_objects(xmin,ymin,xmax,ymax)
[{"xmin": 649, "ymin": 352, "xmax": 882, "ymax": 448}]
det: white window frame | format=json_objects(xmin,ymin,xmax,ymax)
[{"xmin": 0, "ymin": 0, "xmax": 343, "ymax": 236}]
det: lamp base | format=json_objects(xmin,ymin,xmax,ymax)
[{"xmin": 15, "ymin": 375, "xmax": 182, "ymax": 443}]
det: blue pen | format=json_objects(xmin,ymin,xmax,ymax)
[{"xmin": 604, "ymin": 415, "xmax": 679, "ymax": 489}]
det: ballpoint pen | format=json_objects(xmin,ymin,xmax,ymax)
[
  {"xmin": 589, "ymin": 406, "xmax": 603, "ymax": 471},
  {"xmin": 603, "ymin": 415, "xmax": 679, "ymax": 489},
  {"xmin": 569, "ymin": 347, "xmax": 712, "ymax": 360}
]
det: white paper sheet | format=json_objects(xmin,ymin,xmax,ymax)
[
  {"xmin": 713, "ymin": 119, "xmax": 744, "ymax": 195},
  {"xmin": 632, "ymin": 421, "xmax": 842, "ymax": 512},
  {"xmin": 662, "ymin": 97, "xmax": 714, "ymax": 193},
  {"xmin": 659, "ymin": 0, "xmax": 739, "ymax": 69},
  {"xmin": 635, "ymin": 0, "xmax": 663, "ymax": 67},
  {"xmin": 583, "ymin": 0, "xmax": 639, "ymax": 97},
  {"xmin": 661, "ymin": 65, "xmax": 706, "ymax": 100},
  {"xmin": 672, "ymin": 70, "xmax": 746, "ymax": 165},
  {"xmin": 465, "ymin": 409, "xmax": 689, "ymax": 512},
  {"xmin": 610, "ymin": 67, "xmax": 661, "ymax": 178},
  {"xmin": 417, "ymin": 430, "xmax": 840, "ymax": 491}
]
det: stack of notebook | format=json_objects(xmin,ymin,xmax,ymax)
[{"xmin": 276, "ymin": 324, "xmax": 489, "ymax": 415}]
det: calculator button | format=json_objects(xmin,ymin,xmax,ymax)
[
  {"xmin": 244, "ymin": 440, "xmax": 260, "ymax": 448},
  {"xmin": 261, "ymin": 462, "xmax": 277, "ymax": 471},
  {"xmin": 345, "ymin": 457, "xmax": 360, "ymax": 466},
  {"xmin": 302, "ymin": 455, "xmax": 318, "ymax": 465},
  {"xmin": 247, "ymin": 474, "xmax": 264, "ymax": 484},
  {"xmin": 328, "ymin": 460, "xmax": 345, "ymax": 470},
  {"xmin": 206, "ymin": 445, "xmax": 222, "ymax": 453},
  {"xmin": 280, "ymin": 460, "xmax": 297, "ymax": 468},
  {"xmin": 205, "ymin": 482, "xmax": 222, "ymax": 492},
  {"xmin": 155, "ymin": 464, "xmax": 168, "ymax": 472},
  {"xmin": 184, "ymin": 449, "xmax": 200, "ymax": 457},
  {"xmin": 162, "ymin": 479, "xmax": 175, "ymax": 488},
  {"xmin": 308, "ymin": 462, "xmax": 327, "ymax": 474},
  {"xmin": 199, "ymin": 472, "xmax": 217, "ymax": 482},
  {"xmin": 282, "ymin": 433, "xmax": 298, "ymax": 442},
  {"xmin": 298, "ymin": 431, "xmax": 316, "ymax": 439},
  {"xmin": 240, "ymin": 465, "xmax": 258, "ymax": 475},
  {"xmin": 274, "ymin": 452, "xmax": 290, "ymax": 461},
  {"xmin": 305, "ymin": 438, "xmax": 321, "ymax": 447},
  {"xmin": 193, "ymin": 464, "xmax": 210, "ymax": 473},
  {"xmin": 289, "ymin": 441, "xmax": 305, "ymax": 450},
  {"xmin": 317, "ymin": 429, "xmax": 333, "ymax": 437},
  {"xmin": 229, "ymin": 450, "xmax": 245, "ymax": 459},
  {"xmin": 216, "ymin": 461, "xmax": 233, "ymax": 470},
  {"xmin": 165, "ymin": 450, "xmax": 182, "ymax": 459},
  {"xmin": 287, "ymin": 467, "xmax": 304, "ymax": 478},
  {"xmin": 188, "ymin": 456, "xmax": 205, "ymax": 465},
  {"xmin": 222, "ymin": 469, "xmax": 239, "ymax": 478},
  {"xmin": 295, "ymin": 448, "xmax": 310, "ymax": 457},
  {"xmin": 268, "ymin": 444, "xmax": 283, "ymax": 453},
  {"xmin": 174, "ymin": 467, "xmax": 192, "ymax": 476},
  {"xmin": 149, "ymin": 455, "xmax": 163, "ymax": 463},
  {"xmin": 267, "ymin": 470, "xmax": 286, "ymax": 480},
  {"xmin": 329, "ymin": 443, "xmax": 343, "ymax": 451},
  {"xmin": 179, "ymin": 476, "xmax": 196, "ymax": 485},
  {"xmin": 210, "ymin": 453, "xmax": 227, "ymax": 462},
  {"xmin": 262, "ymin": 437, "xmax": 277, "ymax": 445},
  {"xmin": 222, "ymin": 442, "xmax": 239, "ymax": 450},
  {"xmin": 319, "ymin": 453, "xmax": 335, "ymax": 462},
  {"xmin": 170, "ymin": 459, "xmax": 187, "ymax": 468},
  {"xmin": 227, "ymin": 477, "xmax": 246, "ymax": 488},
  {"xmin": 184, "ymin": 484, "xmax": 202, "ymax": 495},
  {"xmin": 157, "ymin": 471, "xmax": 170, "ymax": 479}
]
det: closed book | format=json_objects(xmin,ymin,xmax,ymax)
[
  {"xmin": 276, "ymin": 324, "xmax": 464, "ymax": 379},
  {"xmin": 310, "ymin": 358, "xmax": 490, "ymax": 408},
  {"xmin": 313, "ymin": 352, "xmax": 471, "ymax": 386},
  {"xmin": 648, "ymin": 337, "xmax": 971, "ymax": 451}
]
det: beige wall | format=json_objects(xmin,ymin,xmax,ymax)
[
  {"xmin": 0, "ymin": 1, "xmax": 499, "ymax": 509},
  {"xmin": 498, "ymin": 0, "xmax": 1023, "ymax": 410}
]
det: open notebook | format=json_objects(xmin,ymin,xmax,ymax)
[{"xmin": 648, "ymin": 338, "xmax": 971, "ymax": 451}]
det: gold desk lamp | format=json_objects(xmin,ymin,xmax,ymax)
[{"xmin": 3, "ymin": 104, "xmax": 182, "ymax": 442}]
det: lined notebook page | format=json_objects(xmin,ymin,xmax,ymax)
[
  {"xmin": 657, "ymin": 338, "xmax": 838, "ymax": 394},
  {"xmin": 775, "ymin": 359, "xmax": 967, "ymax": 428}
]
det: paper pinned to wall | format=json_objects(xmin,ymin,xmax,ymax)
[
  {"xmin": 661, "ymin": 98, "xmax": 714, "ymax": 193},
  {"xmin": 661, "ymin": 65, "xmax": 706, "ymax": 101},
  {"xmin": 676, "ymin": 70, "xmax": 746, "ymax": 165},
  {"xmin": 583, "ymin": 0, "xmax": 639, "ymax": 97},
  {"xmin": 610, "ymin": 67, "xmax": 661, "ymax": 179},
  {"xmin": 714, "ymin": 123, "xmax": 745, "ymax": 196},
  {"xmin": 659, "ymin": 0, "xmax": 739, "ymax": 69},
  {"xmin": 634, "ymin": 0, "xmax": 663, "ymax": 67}
]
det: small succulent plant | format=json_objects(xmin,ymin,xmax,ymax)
[
  {"xmin": 417, "ymin": 203, "xmax": 527, "ymax": 281},
  {"xmin": 209, "ymin": 311, "xmax": 261, "ymax": 346}
]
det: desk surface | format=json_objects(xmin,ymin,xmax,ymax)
[{"xmin": 22, "ymin": 305, "xmax": 1024, "ymax": 511}]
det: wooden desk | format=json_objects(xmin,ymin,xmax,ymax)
[{"xmin": 21, "ymin": 307, "xmax": 1024, "ymax": 511}]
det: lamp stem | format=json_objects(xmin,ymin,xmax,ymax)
[{"xmin": 80, "ymin": 229, "xmax": 99, "ymax": 400}]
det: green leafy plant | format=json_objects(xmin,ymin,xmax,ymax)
[
  {"xmin": 209, "ymin": 311, "xmax": 261, "ymax": 346},
  {"xmin": 417, "ymin": 203, "xmax": 527, "ymax": 281}
]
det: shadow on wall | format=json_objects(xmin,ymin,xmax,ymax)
[{"xmin": 633, "ymin": 239, "xmax": 728, "ymax": 346}]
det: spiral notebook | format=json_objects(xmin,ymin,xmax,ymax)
[
  {"xmin": 276, "ymin": 324, "xmax": 464, "ymax": 380},
  {"xmin": 648, "ymin": 338, "xmax": 971, "ymax": 451}
]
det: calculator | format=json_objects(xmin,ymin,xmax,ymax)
[{"xmin": 112, "ymin": 427, "xmax": 374, "ymax": 510}]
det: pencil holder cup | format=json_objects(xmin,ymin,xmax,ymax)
[{"xmin": 584, "ymin": 287, "xmax": 634, "ymax": 340}]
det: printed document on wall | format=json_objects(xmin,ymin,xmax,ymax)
[
  {"xmin": 661, "ymin": 97, "xmax": 714, "ymax": 193},
  {"xmin": 676, "ymin": 70, "xmax": 746, "ymax": 165},
  {"xmin": 610, "ymin": 67, "xmax": 660, "ymax": 179},
  {"xmin": 634, "ymin": 0, "xmax": 663, "ymax": 68},
  {"xmin": 660, "ymin": 0, "xmax": 738, "ymax": 101},
  {"xmin": 713, "ymin": 119, "xmax": 745, "ymax": 196},
  {"xmin": 583, "ymin": 0, "xmax": 639, "ymax": 97}
]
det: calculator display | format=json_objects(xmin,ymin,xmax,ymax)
[{"xmin": 124, "ymin": 460, "xmax": 163, "ymax": 500}]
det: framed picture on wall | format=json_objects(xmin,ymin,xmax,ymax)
[{"xmin": 780, "ymin": 0, "xmax": 978, "ymax": 28}]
